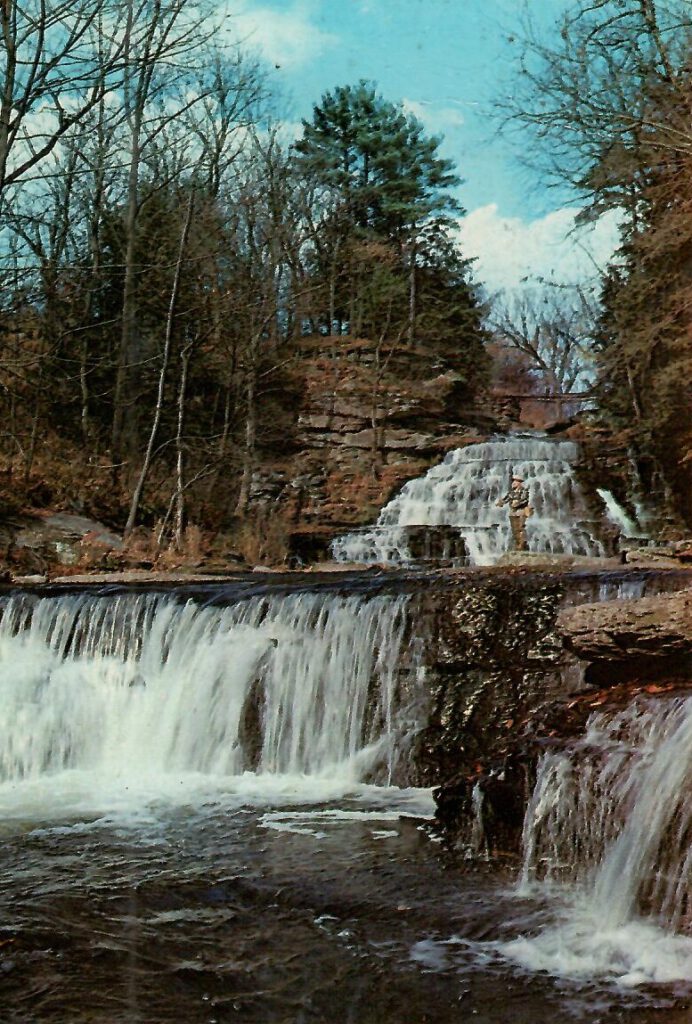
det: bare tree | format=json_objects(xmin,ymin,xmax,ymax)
[
  {"xmin": 110, "ymin": 0, "xmax": 220, "ymax": 464},
  {"xmin": 503, "ymin": 0, "xmax": 692, "ymax": 219},
  {"xmin": 491, "ymin": 285, "xmax": 597, "ymax": 413},
  {"xmin": 124, "ymin": 184, "xmax": 195, "ymax": 536},
  {"xmin": 0, "ymin": 0, "xmax": 130, "ymax": 209}
]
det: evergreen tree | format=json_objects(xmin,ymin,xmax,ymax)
[
  {"xmin": 294, "ymin": 80, "xmax": 460, "ymax": 239},
  {"xmin": 413, "ymin": 220, "xmax": 489, "ymax": 391},
  {"xmin": 294, "ymin": 79, "xmax": 487, "ymax": 384}
]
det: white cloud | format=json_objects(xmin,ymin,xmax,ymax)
[
  {"xmin": 227, "ymin": 1, "xmax": 337, "ymax": 70},
  {"xmin": 402, "ymin": 98, "xmax": 465, "ymax": 134},
  {"xmin": 457, "ymin": 204, "xmax": 623, "ymax": 295}
]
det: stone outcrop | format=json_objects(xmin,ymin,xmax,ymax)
[
  {"xmin": 558, "ymin": 588, "xmax": 692, "ymax": 661},
  {"xmin": 6, "ymin": 512, "xmax": 123, "ymax": 574},
  {"xmin": 417, "ymin": 572, "xmax": 591, "ymax": 856},
  {"xmin": 572, "ymin": 419, "xmax": 691, "ymax": 540},
  {"xmin": 246, "ymin": 338, "xmax": 687, "ymax": 565},
  {"xmin": 249, "ymin": 338, "xmax": 497, "ymax": 560},
  {"xmin": 422, "ymin": 570, "xmax": 692, "ymax": 858}
]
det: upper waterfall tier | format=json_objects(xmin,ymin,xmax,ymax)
[
  {"xmin": 0, "ymin": 590, "xmax": 413, "ymax": 790},
  {"xmin": 332, "ymin": 435, "xmax": 606, "ymax": 566}
]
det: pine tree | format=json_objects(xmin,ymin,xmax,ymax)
[
  {"xmin": 294, "ymin": 80, "xmax": 459, "ymax": 240},
  {"xmin": 293, "ymin": 79, "xmax": 487, "ymax": 375}
]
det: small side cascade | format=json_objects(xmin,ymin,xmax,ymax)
[
  {"xmin": 503, "ymin": 695, "xmax": 692, "ymax": 986},
  {"xmin": 596, "ymin": 487, "xmax": 647, "ymax": 540},
  {"xmin": 522, "ymin": 696, "xmax": 692, "ymax": 931},
  {"xmin": 0, "ymin": 590, "xmax": 416, "ymax": 788},
  {"xmin": 332, "ymin": 434, "xmax": 606, "ymax": 566},
  {"xmin": 468, "ymin": 781, "xmax": 490, "ymax": 862}
]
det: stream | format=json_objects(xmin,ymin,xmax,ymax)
[{"xmin": 0, "ymin": 572, "xmax": 691, "ymax": 1023}]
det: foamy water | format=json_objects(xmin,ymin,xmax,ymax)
[
  {"xmin": 494, "ymin": 696, "xmax": 692, "ymax": 989},
  {"xmin": 332, "ymin": 435, "xmax": 606, "ymax": 565}
]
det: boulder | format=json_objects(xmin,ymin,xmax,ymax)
[
  {"xmin": 11, "ymin": 512, "xmax": 123, "ymax": 570},
  {"xmin": 558, "ymin": 587, "xmax": 692, "ymax": 661}
]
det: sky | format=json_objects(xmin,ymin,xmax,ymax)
[{"xmin": 226, "ymin": 0, "xmax": 621, "ymax": 295}]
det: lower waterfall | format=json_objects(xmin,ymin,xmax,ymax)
[
  {"xmin": 0, "ymin": 589, "xmax": 417, "ymax": 815},
  {"xmin": 498, "ymin": 695, "xmax": 692, "ymax": 987},
  {"xmin": 332, "ymin": 434, "xmax": 606, "ymax": 566},
  {"xmin": 2, "ymin": 580, "xmax": 690, "ymax": 1020}
]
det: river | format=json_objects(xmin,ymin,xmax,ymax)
[{"xmin": 1, "ymin": 574, "xmax": 691, "ymax": 1023}]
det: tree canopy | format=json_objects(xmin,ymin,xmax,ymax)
[
  {"xmin": 0, "ymin": 54, "xmax": 490, "ymax": 550},
  {"xmin": 294, "ymin": 80, "xmax": 460, "ymax": 239},
  {"xmin": 507, "ymin": 0, "xmax": 692, "ymax": 522}
]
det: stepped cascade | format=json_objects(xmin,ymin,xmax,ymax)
[
  {"xmin": 332, "ymin": 435, "xmax": 607, "ymax": 566},
  {"xmin": 0, "ymin": 590, "xmax": 414, "ymax": 791}
]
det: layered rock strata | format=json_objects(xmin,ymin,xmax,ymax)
[
  {"xmin": 248, "ymin": 339, "xmax": 496, "ymax": 560},
  {"xmin": 424, "ymin": 574, "xmax": 692, "ymax": 859}
]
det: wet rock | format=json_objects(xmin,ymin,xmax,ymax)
[
  {"xmin": 496, "ymin": 552, "xmax": 618, "ymax": 570},
  {"xmin": 403, "ymin": 526, "xmax": 468, "ymax": 564},
  {"xmin": 420, "ymin": 571, "xmax": 692, "ymax": 860},
  {"xmin": 417, "ymin": 576, "xmax": 580, "ymax": 855},
  {"xmin": 624, "ymin": 545, "xmax": 678, "ymax": 565}
]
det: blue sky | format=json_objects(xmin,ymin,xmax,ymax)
[{"xmin": 228, "ymin": 0, "xmax": 621, "ymax": 293}]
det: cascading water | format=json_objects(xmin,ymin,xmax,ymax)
[
  {"xmin": 1, "ymin": 579, "xmax": 690, "ymax": 1020},
  {"xmin": 499, "ymin": 695, "xmax": 692, "ymax": 987},
  {"xmin": 597, "ymin": 487, "xmax": 646, "ymax": 539},
  {"xmin": 0, "ymin": 589, "xmax": 417, "ymax": 814},
  {"xmin": 332, "ymin": 434, "xmax": 606, "ymax": 566}
]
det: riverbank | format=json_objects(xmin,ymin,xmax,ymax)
[{"xmin": 7, "ymin": 551, "xmax": 692, "ymax": 587}]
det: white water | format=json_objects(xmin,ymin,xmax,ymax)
[
  {"xmin": 0, "ymin": 590, "xmax": 423, "ymax": 822},
  {"xmin": 499, "ymin": 696, "xmax": 692, "ymax": 987},
  {"xmin": 597, "ymin": 487, "xmax": 645, "ymax": 539},
  {"xmin": 332, "ymin": 435, "xmax": 605, "ymax": 566}
]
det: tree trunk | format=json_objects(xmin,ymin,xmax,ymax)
[
  {"xmin": 124, "ymin": 188, "xmax": 195, "ymax": 537},
  {"xmin": 174, "ymin": 339, "xmax": 192, "ymax": 550},
  {"xmin": 407, "ymin": 240, "xmax": 416, "ymax": 346},
  {"xmin": 234, "ymin": 360, "xmax": 256, "ymax": 517},
  {"xmin": 112, "ymin": 106, "xmax": 142, "ymax": 463}
]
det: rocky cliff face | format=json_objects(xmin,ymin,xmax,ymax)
[
  {"xmin": 418, "ymin": 571, "xmax": 692, "ymax": 859},
  {"xmin": 249, "ymin": 338, "xmax": 497, "ymax": 561},
  {"xmin": 569, "ymin": 419, "xmax": 691, "ymax": 539},
  {"xmin": 245, "ymin": 337, "xmax": 689, "ymax": 566}
]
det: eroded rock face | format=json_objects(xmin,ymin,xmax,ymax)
[
  {"xmin": 558, "ymin": 588, "xmax": 692, "ymax": 661},
  {"xmin": 423, "ymin": 572, "xmax": 692, "ymax": 859},
  {"xmin": 248, "ymin": 339, "xmax": 497, "ymax": 558},
  {"xmin": 415, "ymin": 576, "xmax": 586, "ymax": 857}
]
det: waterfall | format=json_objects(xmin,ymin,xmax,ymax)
[
  {"xmin": 0, "ymin": 590, "xmax": 414, "ymax": 797},
  {"xmin": 596, "ymin": 487, "xmax": 645, "ymax": 539},
  {"xmin": 332, "ymin": 435, "xmax": 605, "ymax": 566},
  {"xmin": 501, "ymin": 695, "xmax": 692, "ymax": 986}
]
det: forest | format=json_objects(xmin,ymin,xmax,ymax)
[{"xmin": 0, "ymin": 0, "xmax": 690, "ymax": 563}]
